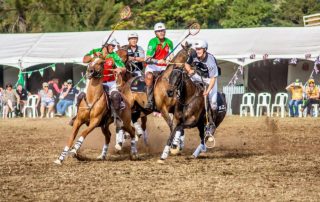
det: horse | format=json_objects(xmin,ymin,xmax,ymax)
[
  {"xmin": 120, "ymin": 43, "xmax": 193, "ymax": 137},
  {"xmin": 158, "ymin": 67, "xmax": 227, "ymax": 162},
  {"xmin": 54, "ymin": 58, "xmax": 137, "ymax": 165}
]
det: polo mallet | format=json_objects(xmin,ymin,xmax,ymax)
[
  {"xmin": 203, "ymin": 86, "xmax": 216, "ymax": 149},
  {"xmin": 105, "ymin": 6, "xmax": 132, "ymax": 44},
  {"xmin": 165, "ymin": 22, "xmax": 201, "ymax": 60}
]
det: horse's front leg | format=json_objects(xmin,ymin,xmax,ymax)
[
  {"xmin": 158, "ymin": 119, "xmax": 180, "ymax": 163},
  {"xmin": 69, "ymin": 117, "xmax": 102, "ymax": 157},
  {"xmin": 97, "ymin": 122, "xmax": 112, "ymax": 160},
  {"xmin": 160, "ymin": 106, "xmax": 173, "ymax": 132},
  {"xmin": 54, "ymin": 118, "xmax": 83, "ymax": 165}
]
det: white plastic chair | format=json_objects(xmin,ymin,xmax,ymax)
[
  {"xmin": 299, "ymin": 103, "xmax": 319, "ymax": 117},
  {"xmin": 24, "ymin": 95, "xmax": 38, "ymax": 118},
  {"xmin": 256, "ymin": 92, "xmax": 271, "ymax": 117},
  {"xmin": 65, "ymin": 95, "xmax": 78, "ymax": 118},
  {"xmin": 240, "ymin": 93, "xmax": 255, "ymax": 117},
  {"xmin": 271, "ymin": 92, "xmax": 288, "ymax": 118}
]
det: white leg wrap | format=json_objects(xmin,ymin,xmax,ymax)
[
  {"xmin": 130, "ymin": 140, "xmax": 138, "ymax": 154},
  {"xmin": 160, "ymin": 145, "xmax": 170, "ymax": 160},
  {"xmin": 74, "ymin": 136, "xmax": 84, "ymax": 151},
  {"xmin": 116, "ymin": 130, "xmax": 124, "ymax": 145},
  {"xmin": 58, "ymin": 146, "xmax": 70, "ymax": 161},
  {"xmin": 101, "ymin": 144, "xmax": 108, "ymax": 157},
  {"xmin": 179, "ymin": 134, "xmax": 185, "ymax": 150},
  {"xmin": 172, "ymin": 130, "xmax": 181, "ymax": 146},
  {"xmin": 133, "ymin": 122, "xmax": 144, "ymax": 136},
  {"xmin": 192, "ymin": 144, "xmax": 207, "ymax": 158}
]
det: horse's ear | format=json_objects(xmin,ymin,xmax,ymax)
[
  {"xmin": 181, "ymin": 41, "xmax": 192, "ymax": 51},
  {"xmin": 185, "ymin": 41, "xmax": 192, "ymax": 49}
]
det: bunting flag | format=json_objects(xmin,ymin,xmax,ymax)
[
  {"xmin": 39, "ymin": 69, "xmax": 44, "ymax": 76},
  {"xmin": 228, "ymin": 66, "xmax": 244, "ymax": 86},
  {"xmin": 314, "ymin": 56, "xmax": 320, "ymax": 74},
  {"xmin": 289, "ymin": 58, "xmax": 297, "ymax": 65},
  {"xmin": 51, "ymin": 64, "xmax": 56, "ymax": 71},
  {"xmin": 27, "ymin": 72, "xmax": 32, "ymax": 78},
  {"xmin": 273, "ymin": 58, "xmax": 281, "ymax": 65}
]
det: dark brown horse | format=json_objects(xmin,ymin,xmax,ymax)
[
  {"xmin": 54, "ymin": 58, "xmax": 137, "ymax": 165},
  {"xmin": 158, "ymin": 67, "xmax": 226, "ymax": 162},
  {"xmin": 120, "ymin": 44, "xmax": 193, "ymax": 135}
]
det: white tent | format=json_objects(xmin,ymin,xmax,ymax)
[{"xmin": 0, "ymin": 27, "xmax": 319, "ymax": 69}]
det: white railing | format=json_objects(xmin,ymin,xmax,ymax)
[
  {"xmin": 222, "ymin": 85, "xmax": 245, "ymax": 115},
  {"xmin": 303, "ymin": 13, "xmax": 320, "ymax": 27}
]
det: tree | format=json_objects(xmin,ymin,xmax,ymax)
[
  {"xmin": 272, "ymin": 0, "xmax": 320, "ymax": 26},
  {"xmin": 220, "ymin": 0, "xmax": 274, "ymax": 28}
]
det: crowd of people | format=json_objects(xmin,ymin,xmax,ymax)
[
  {"xmin": 286, "ymin": 78, "xmax": 319, "ymax": 117},
  {"xmin": 0, "ymin": 78, "xmax": 79, "ymax": 118}
]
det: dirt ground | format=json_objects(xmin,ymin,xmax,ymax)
[{"xmin": 0, "ymin": 116, "xmax": 319, "ymax": 201}]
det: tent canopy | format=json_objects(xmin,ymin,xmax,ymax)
[{"xmin": 0, "ymin": 27, "xmax": 319, "ymax": 68}]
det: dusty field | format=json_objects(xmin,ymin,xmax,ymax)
[{"xmin": 0, "ymin": 116, "xmax": 320, "ymax": 201}]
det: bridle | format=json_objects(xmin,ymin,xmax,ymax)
[{"xmin": 86, "ymin": 58, "xmax": 104, "ymax": 79}]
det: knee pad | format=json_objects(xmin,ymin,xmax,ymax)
[{"xmin": 110, "ymin": 91, "xmax": 122, "ymax": 109}]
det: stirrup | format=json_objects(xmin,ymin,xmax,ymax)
[{"xmin": 204, "ymin": 125, "xmax": 216, "ymax": 148}]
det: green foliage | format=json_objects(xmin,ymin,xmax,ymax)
[
  {"xmin": 0, "ymin": 0, "xmax": 319, "ymax": 33},
  {"xmin": 220, "ymin": 0, "xmax": 274, "ymax": 28}
]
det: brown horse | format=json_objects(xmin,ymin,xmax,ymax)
[
  {"xmin": 54, "ymin": 58, "xmax": 137, "ymax": 165},
  {"xmin": 120, "ymin": 44, "xmax": 193, "ymax": 136},
  {"xmin": 158, "ymin": 67, "xmax": 227, "ymax": 162}
]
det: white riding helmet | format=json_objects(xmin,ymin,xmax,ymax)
[
  {"xmin": 194, "ymin": 39, "xmax": 208, "ymax": 50},
  {"xmin": 128, "ymin": 32, "xmax": 138, "ymax": 39},
  {"xmin": 154, "ymin": 22, "xmax": 166, "ymax": 32},
  {"xmin": 105, "ymin": 38, "xmax": 119, "ymax": 46}
]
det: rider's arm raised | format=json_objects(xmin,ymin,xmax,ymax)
[
  {"xmin": 83, "ymin": 48, "xmax": 102, "ymax": 63},
  {"xmin": 184, "ymin": 56, "xmax": 195, "ymax": 75}
]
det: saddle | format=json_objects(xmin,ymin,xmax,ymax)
[
  {"xmin": 129, "ymin": 71, "xmax": 163, "ymax": 93},
  {"xmin": 216, "ymin": 92, "xmax": 226, "ymax": 113},
  {"xmin": 129, "ymin": 76, "xmax": 146, "ymax": 92}
]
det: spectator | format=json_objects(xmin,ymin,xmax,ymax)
[
  {"xmin": 55, "ymin": 79, "xmax": 79, "ymax": 117},
  {"xmin": 48, "ymin": 78, "xmax": 61, "ymax": 103},
  {"xmin": 286, "ymin": 80, "xmax": 303, "ymax": 117},
  {"xmin": 0, "ymin": 87, "xmax": 4, "ymax": 115},
  {"xmin": 16, "ymin": 84, "xmax": 30, "ymax": 116},
  {"xmin": 58, "ymin": 82, "xmax": 68, "ymax": 100},
  {"xmin": 37, "ymin": 82, "xmax": 55, "ymax": 118},
  {"xmin": 2, "ymin": 84, "xmax": 20, "ymax": 118},
  {"xmin": 301, "ymin": 79, "xmax": 319, "ymax": 116}
]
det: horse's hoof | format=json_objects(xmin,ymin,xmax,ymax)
[
  {"xmin": 53, "ymin": 159, "xmax": 62, "ymax": 165},
  {"xmin": 69, "ymin": 149, "xmax": 77, "ymax": 158},
  {"xmin": 170, "ymin": 147, "xmax": 180, "ymax": 155},
  {"xmin": 157, "ymin": 159, "xmax": 165, "ymax": 164},
  {"xmin": 97, "ymin": 154, "xmax": 106, "ymax": 160},
  {"xmin": 130, "ymin": 154, "xmax": 139, "ymax": 161},
  {"xmin": 115, "ymin": 144, "xmax": 122, "ymax": 151}
]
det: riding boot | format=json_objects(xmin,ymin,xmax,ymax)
[
  {"xmin": 69, "ymin": 92, "xmax": 86, "ymax": 126},
  {"xmin": 110, "ymin": 91, "xmax": 124, "ymax": 128},
  {"xmin": 145, "ymin": 85, "xmax": 154, "ymax": 110},
  {"xmin": 206, "ymin": 106, "xmax": 216, "ymax": 136}
]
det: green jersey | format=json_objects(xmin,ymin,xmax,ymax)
[{"xmin": 146, "ymin": 37, "xmax": 174, "ymax": 60}]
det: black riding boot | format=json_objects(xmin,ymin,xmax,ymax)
[
  {"xmin": 69, "ymin": 92, "xmax": 86, "ymax": 126},
  {"xmin": 110, "ymin": 91, "xmax": 124, "ymax": 128},
  {"xmin": 145, "ymin": 85, "xmax": 154, "ymax": 110},
  {"xmin": 206, "ymin": 106, "xmax": 216, "ymax": 136}
]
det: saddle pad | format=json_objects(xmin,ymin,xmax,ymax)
[
  {"xmin": 217, "ymin": 92, "xmax": 226, "ymax": 112},
  {"xmin": 130, "ymin": 76, "xmax": 146, "ymax": 92}
]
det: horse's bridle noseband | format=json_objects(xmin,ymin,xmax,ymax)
[{"xmin": 86, "ymin": 58, "xmax": 104, "ymax": 79}]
